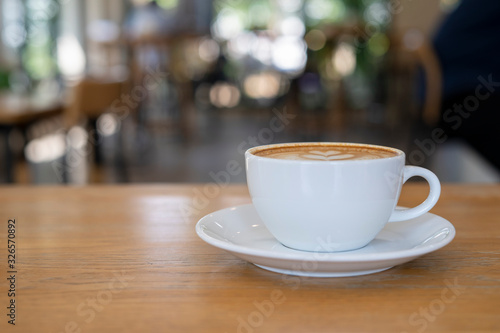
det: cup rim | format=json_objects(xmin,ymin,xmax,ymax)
[{"xmin": 246, "ymin": 142, "xmax": 404, "ymax": 163}]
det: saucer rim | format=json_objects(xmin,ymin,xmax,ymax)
[{"xmin": 195, "ymin": 204, "xmax": 456, "ymax": 263}]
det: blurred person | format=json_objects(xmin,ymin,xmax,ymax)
[{"xmin": 433, "ymin": 0, "xmax": 500, "ymax": 169}]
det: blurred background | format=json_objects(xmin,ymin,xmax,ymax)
[{"xmin": 0, "ymin": 0, "xmax": 498, "ymax": 184}]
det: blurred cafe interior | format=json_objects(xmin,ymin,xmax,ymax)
[{"xmin": 0, "ymin": 0, "xmax": 499, "ymax": 184}]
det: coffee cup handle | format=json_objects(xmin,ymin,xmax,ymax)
[{"xmin": 388, "ymin": 166, "xmax": 441, "ymax": 222}]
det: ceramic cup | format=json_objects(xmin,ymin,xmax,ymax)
[{"xmin": 245, "ymin": 142, "xmax": 441, "ymax": 252}]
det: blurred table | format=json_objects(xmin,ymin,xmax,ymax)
[
  {"xmin": 0, "ymin": 92, "xmax": 64, "ymax": 182},
  {"xmin": 0, "ymin": 92, "xmax": 63, "ymax": 125},
  {"xmin": 0, "ymin": 184, "xmax": 498, "ymax": 332}
]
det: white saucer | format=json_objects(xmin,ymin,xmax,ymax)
[{"xmin": 196, "ymin": 204, "xmax": 455, "ymax": 277}]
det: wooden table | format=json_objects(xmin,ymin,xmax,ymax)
[
  {"xmin": 0, "ymin": 92, "xmax": 63, "ymax": 126},
  {"xmin": 0, "ymin": 184, "xmax": 498, "ymax": 332}
]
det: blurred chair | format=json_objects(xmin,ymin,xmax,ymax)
[
  {"xmin": 387, "ymin": 29, "xmax": 443, "ymax": 127},
  {"xmin": 65, "ymin": 78, "xmax": 128, "ymax": 128},
  {"xmin": 126, "ymin": 35, "xmax": 197, "ymax": 140},
  {"xmin": 64, "ymin": 78, "xmax": 131, "ymax": 183}
]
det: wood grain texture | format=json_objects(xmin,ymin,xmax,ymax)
[{"xmin": 0, "ymin": 184, "xmax": 498, "ymax": 333}]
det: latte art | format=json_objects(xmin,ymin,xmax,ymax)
[
  {"xmin": 301, "ymin": 150, "xmax": 355, "ymax": 161},
  {"xmin": 253, "ymin": 144, "xmax": 398, "ymax": 161}
]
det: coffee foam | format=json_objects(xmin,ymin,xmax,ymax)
[{"xmin": 253, "ymin": 144, "xmax": 398, "ymax": 161}]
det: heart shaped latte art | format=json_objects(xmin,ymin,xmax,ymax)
[{"xmin": 301, "ymin": 150, "xmax": 355, "ymax": 160}]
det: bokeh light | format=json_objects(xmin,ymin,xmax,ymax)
[
  {"xmin": 333, "ymin": 43, "xmax": 356, "ymax": 77},
  {"xmin": 156, "ymin": 0, "xmax": 179, "ymax": 10},
  {"xmin": 25, "ymin": 133, "xmax": 66, "ymax": 164},
  {"xmin": 272, "ymin": 36, "xmax": 307, "ymax": 74},
  {"xmin": 250, "ymin": 35, "xmax": 272, "ymax": 65},
  {"xmin": 305, "ymin": 0, "xmax": 346, "ymax": 23},
  {"xmin": 364, "ymin": 1, "xmax": 391, "ymax": 26},
  {"xmin": 67, "ymin": 126, "xmax": 88, "ymax": 150},
  {"xmin": 277, "ymin": 0, "xmax": 303, "ymax": 13},
  {"xmin": 279, "ymin": 16, "xmax": 306, "ymax": 37},
  {"xmin": 248, "ymin": 1, "xmax": 272, "ymax": 28},
  {"xmin": 57, "ymin": 35, "xmax": 86, "ymax": 79},
  {"xmin": 212, "ymin": 8, "xmax": 245, "ymax": 41},
  {"xmin": 209, "ymin": 82, "xmax": 241, "ymax": 108},
  {"xmin": 198, "ymin": 38, "xmax": 220, "ymax": 63},
  {"xmin": 305, "ymin": 29, "xmax": 327, "ymax": 51},
  {"xmin": 98, "ymin": 113, "xmax": 120, "ymax": 137},
  {"xmin": 243, "ymin": 72, "xmax": 282, "ymax": 100},
  {"xmin": 368, "ymin": 33, "xmax": 390, "ymax": 57},
  {"xmin": 227, "ymin": 31, "xmax": 256, "ymax": 59}
]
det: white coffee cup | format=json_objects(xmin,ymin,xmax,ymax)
[{"xmin": 245, "ymin": 142, "xmax": 441, "ymax": 252}]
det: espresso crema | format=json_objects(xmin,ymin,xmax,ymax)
[{"xmin": 253, "ymin": 144, "xmax": 399, "ymax": 161}]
